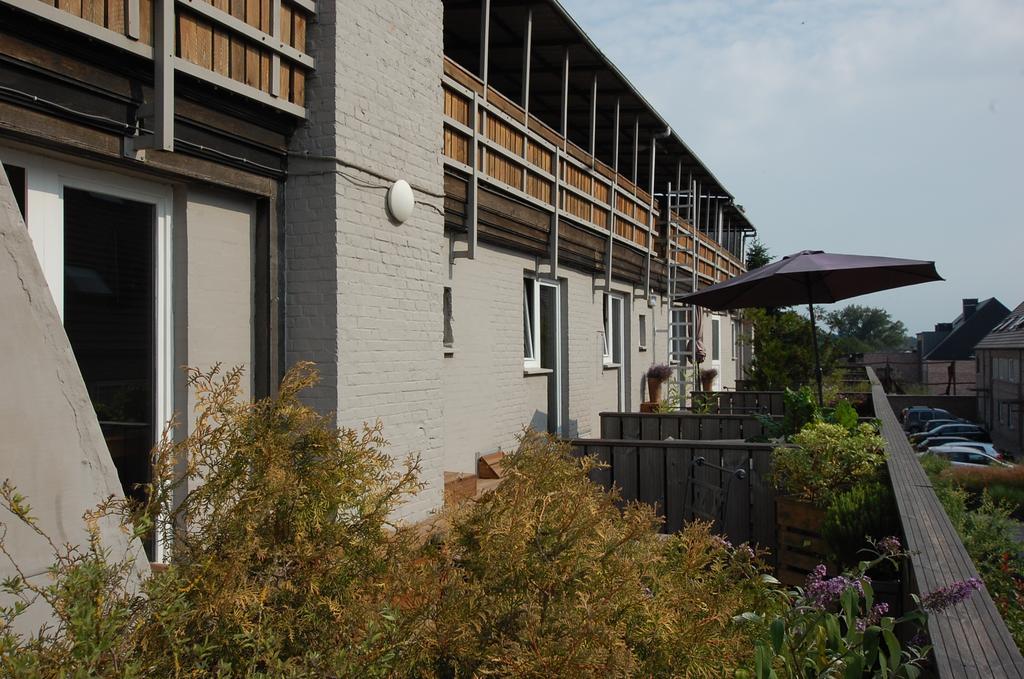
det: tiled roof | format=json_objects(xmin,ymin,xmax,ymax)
[
  {"xmin": 976, "ymin": 301, "xmax": 1024, "ymax": 350},
  {"xmin": 925, "ymin": 298, "xmax": 1010, "ymax": 360}
]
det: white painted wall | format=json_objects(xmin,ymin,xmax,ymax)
[{"xmin": 441, "ymin": 240, "xmax": 671, "ymax": 474}]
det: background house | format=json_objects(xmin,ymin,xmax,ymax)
[
  {"xmin": 916, "ymin": 298, "xmax": 1009, "ymax": 395},
  {"xmin": 975, "ymin": 302, "xmax": 1024, "ymax": 458}
]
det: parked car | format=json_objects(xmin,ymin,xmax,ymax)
[
  {"xmin": 902, "ymin": 407, "xmax": 954, "ymax": 434},
  {"xmin": 909, "ymin": 423, "xmax": 991, "ymax": 445},
  {"xmin": 920, "ymin": 447, "xmax": 1012, "ymax": 468},
  {"xmin": 925, "ymin": 441, "xmax": 1005, "ymax": 459},
  {"xmin": 914, "ymin": 435, "xmax": 972, "ymax": 452}
]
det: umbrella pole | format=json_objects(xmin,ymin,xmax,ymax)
[{"xmin": 807, "ymin": 301, "xmax": 824, "ymax": 406}]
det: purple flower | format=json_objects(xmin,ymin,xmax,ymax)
[
  {"xmin": 874, "ymin": 536, "xmax": 902, "ymax": 556},
  {"xmin": 805, "ymin": 564, "xmax": 870, "ymax": 609},
  {"xmin": 855, "ymin": 602, "xmax": 890, "ymax": 632},
  {"xmin": 921, "ymin": 578, "xmax": 983, "ymax": 613}
]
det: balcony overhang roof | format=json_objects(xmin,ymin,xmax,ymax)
[{"xmin": 444, "ymin": 0, "xmax": 757, "ymax": 235}]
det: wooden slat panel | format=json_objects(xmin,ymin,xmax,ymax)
[
  {"xmin": 106, "ymin": 0, "xmax": 124, "ymax": 33},
  {"xmin": 242, "ymin": 0, "xmax": 261, "ymax": 87},
  {"xmin": 178, "ymin": 13, "xmax": 213, "ymax": 71},
  {"xmin": 291, "ymin": 64, "xmax": 304, "ymax": 106},
  {"xmin": 278, "ymin": 62, "xmax": 291, "ymax": 101},
  {"xmin": 280, "ymin": 2, "xmax": 292, "ymax": 44},
  {"xmin": 485, "ymin": 151, "xmax": 521, "ymax": 189},
  {"xmin": 526, "ymin": 141, "xmax": 552, "ymax": 173},
  {"xmin": 138, "ymin": 0, "xmax": 152, "ymax": 43},
  {"xmin": 291, "ymin": 8, "xmax": 305, "ymax": 50},
  {"xmin": 229, "ymin": 0, "xmax": 245, "ymax": 80},
  {"xmin": 444, "ymin": 88, "xmax": 470, "ymax": 126},
  {"xmin": 525, "ymin": 172, "xmax": 552, "ymax": 205},
  {"xmin": 443, "ymin": 126, "xmax": 470, "ymax": 166}
]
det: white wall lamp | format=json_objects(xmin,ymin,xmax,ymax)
[{"xmin": 386, "ymin": 179, "xmax": 415, "ymax": 224}]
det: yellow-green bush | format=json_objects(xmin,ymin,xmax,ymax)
[
  {"xmin": 770, "ymin": 422, "xmax": 886, "ymax": 507},
  {"xmin": 1, "ymin": 365, "xmax": 779, "ymax": 678}
]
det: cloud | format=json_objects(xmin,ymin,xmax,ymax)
[{"xmin": 562, "ymin": 0, "xmax": 1024, "ymax": 331}]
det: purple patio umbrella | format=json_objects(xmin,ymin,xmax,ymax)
[{"xmin": 676, "ymin": 250, "xmax": 942, "ymax": 403}]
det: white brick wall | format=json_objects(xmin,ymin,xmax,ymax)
[{"xmin": 285, "ymin": 0, "xmax": 446, "ymax": 521}]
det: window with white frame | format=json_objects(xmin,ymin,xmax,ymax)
[
  {"xmin": 523, "ymin": 277, "xmax": 560, "ymax": 370},
  {"xmin": 603, "ymin": 293, "xmax": 624, "ymax": 366},
  {"xmin": 638, "ymin": 314, "xmax": 647, "ymax": 351},
  {"xmin": 1, "ymin": 149, "xmax": 174, "ymax": 563},
  {"xmin": 523, "ymin": 278, "xmax": 539, "ymax": 369}
]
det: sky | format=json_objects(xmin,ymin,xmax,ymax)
[{"xmin": 560, "ymin": 0, "xmax": 1023, "ymax": 334}]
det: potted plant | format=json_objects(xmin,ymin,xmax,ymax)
[
  {"xmin": 645, "ymin": 363, "xmax": 673, "ymax": 404},
  {"xmin": 699, "ymin": 367, "xmax": 718, "ymax": 392},
  {"xmin": 770, "ymin": 421, "xmax": 887, "ymax": 585}
]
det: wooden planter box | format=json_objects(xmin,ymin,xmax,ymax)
[{"xmin": 776, "ymin": 496, "xmax": 829, "ymax": 586}]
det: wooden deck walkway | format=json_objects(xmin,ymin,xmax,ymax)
[{"xmin": 870, "ymin": 367, "xmax": 1024, "ymax": 677}]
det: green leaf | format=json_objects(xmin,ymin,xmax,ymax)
[
  {"xmin": 770, "ymin": 618, "xmax": 785, "ymax": 654},
  {"xmin": 883, "ymin": 629, "xmax": 901, "ymax": 669},
  {"xmin": 844, "ymin": 655, "xmax": 864, "ymax": 679}
]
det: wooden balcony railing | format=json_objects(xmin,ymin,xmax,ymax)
[
  {"xmin": 4, "ymin": 0, "xmax": 313, "ymax": 114},
  {"xmin": 668, "ymin": 209, "xmax": 745, "ymax": 285},
  {"xmin": 443, "ymin": 57, "xmax": 656, "ymax": 254}
]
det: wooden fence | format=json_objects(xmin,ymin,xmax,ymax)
[
  {"xmin": 600, "ymin": 411, "xmax": 770, "ymax": 441},
  {"xmin": 570, "ymin": 438, "xmax": 777, "ymax": 553},
  {"xmin": 870, "ymin": 367, "xmax": 1024, "ymax": 677}
]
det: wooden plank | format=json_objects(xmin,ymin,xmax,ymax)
[
  {"xmin": 611, "ymin": 445, "xmax": 638, "ymax": 505},
  {"xmin": 621, "ymin": 415, "xmax": 640, "ymax": 441},
  {"xmin": 664, "ymin": 445, "xmax": 691, "ymax": 533},
  {"xmin": 106, "ymin": 0, "xmax": 124, "ymax": 33},
  {"xmin": 291, "ymin": 8, "xmax": 305, "ymax": 50},
  {"xmin": 229, "ymin": 0, "xmax": 245, "ymax": 81},
  {"xmin": 59, "ymin": 0, "xmax": 83, "ymax": 18},
  {"xmin": 722, "ymin": 448, "xmax": 751, "ymax": 543},
  {"xmin": 212, "ymin": 28, "xmax": 230, "ymax": 75},
  {"xmin": 680, "ymin": 417, "xmax": 700, "ymax": 439},
  {"xmin": 138, "ymin": 0, "xmax": 152, "ymax": 44},
  {"xmin": 291, "ymin": 68, "xmax": 304, "ymax": 106},
  {"xmin": 638, "ymin": 445, "xmax": 665, "ymax": 524},
  {"xmin": 81, "ymin": 0, "xmax": 103, "ymax": 24},
  {"xmin": 640, "ymin": 415, "xmax": 660, "ymax": 442}
]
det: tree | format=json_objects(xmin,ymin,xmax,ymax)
[
  {"xmin": 746, "ymin": 308, "xmax": 837, "ymax": 390},
  {"xmin": 745, "ymin": 238, "xmax": 772, "ymax": 270},
  {"xmin": 824, "ymin": 305, "xmax": 910, "ymax": 355}
]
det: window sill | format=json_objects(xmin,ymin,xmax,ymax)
[
  {"xmin": 603, "ymin": 363, "xmax": 621, "ymax": 371},
  {"xmin": 443, "ymin": 347, "xmax": 455, "ymax": 357},
  {"xmin": 638, "ymin": 346, "xmax": 647, "ymax": 353},
  {"xmin": 524, "ymin": 367, "xmax": 553, "ymax": 376}
]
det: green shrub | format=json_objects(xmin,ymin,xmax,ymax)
[
  {"xmin": 822, "ymin": 481, "xmax": 899, "ymax": 571},
  {"xmin": 1, "ymin": 364, "xmax": 782, "ymax": 678},
  {"xmin": 771, "ymin": 422, "xmax": 887, "ymax": 507}
]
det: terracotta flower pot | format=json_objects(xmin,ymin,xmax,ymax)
[
  {"xmin": 700, "ymin": 376, "xmax": 715, "ymax": 392},
  {"xmin": 647, "ymin": 377, "xmax": 663, "ymax": 403}
]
